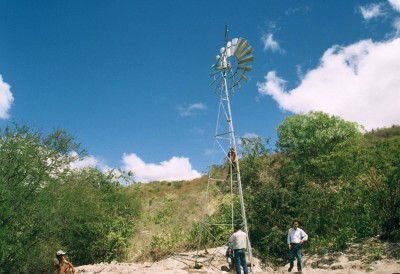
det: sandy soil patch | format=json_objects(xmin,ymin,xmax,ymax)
[{"xmin": 76, "ymin": 245, "xmax": 400, "ymax": 274}]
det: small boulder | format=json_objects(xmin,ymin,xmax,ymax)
[
  {"xmin": 330, "ymin": 264, "xmax": 344, "ymax": 270},
  {"xmin": 366, "ymin": 266, "xmax": 375, "ymax": 272}
]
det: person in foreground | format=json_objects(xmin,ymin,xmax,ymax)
[
  {"xmin": 229, "ymin": 224, "xmax": 249, "ymax": 274},
  {"xmin": 287, "ymin": 220, "xmax": 308, "ymax": 273},
  {"xmin": 51, "ymin": 250, "xmax": 76, "ymax": 274}
]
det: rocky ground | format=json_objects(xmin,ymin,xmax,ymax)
[{"xmin": 76, "ymin": 239, "xmax": 400, "ymax": 274}]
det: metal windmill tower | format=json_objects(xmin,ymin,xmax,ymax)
[{"xmin": 195, "ymin": 26, "xmax": 254, "ymax": 271}]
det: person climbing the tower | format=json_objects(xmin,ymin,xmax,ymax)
[
  {"xmin": 226, "ymin": 147, "xmax": 237, "ymax": 179},
  {"xmin": 229, "ymin": 224, "xmax": 249, "ymax": 274}
]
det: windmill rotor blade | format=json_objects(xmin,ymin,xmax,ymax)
[
  {"xmin": 235, "ymin": 40, "xmax": 250, "ymax": 55},
  {"xmin": 235, "ymin": 39, "xmax": 249, "ymax": 53},
  {"xmin": 237, "ymin": 65, "xmax": 252, "ymax": 72},
  {"xmin": 227, "ymin": 66, "xmax": 238, "ymax": 79},
  {"xmin": 236, "ymin": 47, "xmax": 254, "ymax": 60},
  {"xmin": 210, "ymin": 34, "xmax": 254, "ymax": 93},
  {"xmin": 234, "ymin": 73, "xmax": 243, "ymax": 84},
  {"xmin": 238, "ymin": 55, "xmax": 254, "ymax": 65},
  {"xmin": 230, "ymin": 73, "xmax": 243, "ymax": 88},
  {"xmin": 231, "ymin": 38, "xmax": 239, "ymax": 54},
  {"xmin": 227, "ymin": 76, "xmax": 235, "ymax": 89},
  {"xmin": 233, "ymin": 38, "xmax": 246, "ymax": 54},
  {"xmin": 237, "ymin": 72, "xmax": 248, "ymax": 81},
  {"xmin": 228, "ymin": 77, "xmax": 237, "ymax": 91}
]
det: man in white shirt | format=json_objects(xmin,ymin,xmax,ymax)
[
  {"xmin": 287, "ymin": 220, "xmax": 308, "ymax": 273},
  {"xmin": 229, "ymin": 224, "xmax": 249, "ymax": 274}
]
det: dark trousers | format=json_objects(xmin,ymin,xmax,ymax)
[
  {"xmin": 289, "ymin": 243, "xmax": 302, "ymax": 270},
  {"xmin": 233, "ymin": 249, "xmax": 248, "ymax": 274}
]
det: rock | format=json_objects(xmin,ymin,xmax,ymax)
[
  {"xmin": 330, "ymin": 264, "xmax": 344, "ymax": 270},
  {"xmin": 320, "ymin": 264, "xmax": 330, "ymax": 269},
  {"xmin": 366, "ymin": 266, "xmax": 375, "ymax": 272}
]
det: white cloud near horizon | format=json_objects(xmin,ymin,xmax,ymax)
[
  {"xmin": 70, "ymin": 152, "xmax": 201, "ymax": 183},
  {"xmin": 257, "ymin": 38, "xmax": 400, "ymax": 130},
  {"xmin": 359, "ymin": 4, "xmax": 384, "ymax": 20},
  {"xmin": 69, "ymin": 152, "xmax": 112, "ymax": 173},
  {"xmin": 261, "ymin": 33, "xmax": 285, "ymax": 53},
  {"xmin": 122, "ymin": 153, "xmax": 201, "ymax": 183},
  {"xmin": 70, "ymin": 154, "xmax": 133, "ymax": 184},
  {"xmin": 178, "ymin": 102, "xmax": 206, "ymax": 117},
  {"xmin": 389, "ymin": 0, "xmax": 400, "ymax": 12},
  {"xmin": 70, "ymin": 155, "xmax": 99, "ymax": 169},
  {"xmin": 0, "ymin": 75, "xmax": 14, "ymax": 119}
]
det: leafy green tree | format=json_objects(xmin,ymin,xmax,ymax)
[
  {"xmin": 0, "ymin": 124, "xmax": 141, "ymax": 273},
  {"xmin": 54, "ymin": 168, "xmax": 141, "ymax": 265},
  {"xmin": 275, "ymin": 112, "xmax": 365, "ymax": 236},
  {"xmin": 276, "ymin": 111, "xmax": 364, "ymax": 185},
  {"xmin": 239, "ymin": 137, "xmax": 291, "ymax": 263},
  {"xmin": 361, "ymin": 136, "xmax": 400, "ymax": 239},
  {"xmin": 238, "ymin": 112, "xmax": 374, "ymax": 263},
  {"xmin": 0, "ymin": 124, "xmax": 82, "ymax": 273},
  {"xmin": 239, "ymin": 137, "xmax": 271, "ymax": 190}
]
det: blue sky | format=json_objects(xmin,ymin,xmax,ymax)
[{"xmin": 1, "ymin": 0, "xmax": 399, "ymax": 183}]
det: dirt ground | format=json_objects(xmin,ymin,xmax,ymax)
[{"xmin": 75, "ymin": 243, "xmax": 400, "ymax": 274}]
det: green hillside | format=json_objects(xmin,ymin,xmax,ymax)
[
  {"xmin": 1, "ymin": 116, "xmax": 399, "ymax": 273},
  {"xmin": 126, "ymin": 176, "xmax": 209, "ymax": 261}
]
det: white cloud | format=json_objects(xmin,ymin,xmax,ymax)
[
  {"xmin": 70, "ymin": 155, "xmax": 99, "ymax": 169},
  {"xmin": 359, "ymin": 4, "xmax": 383, "ymax": 20},
  {"xmin": 178, "ymin": 102, "xmax": 206, "ymax": 117},
  {"xmin": 0, "ymin": 75, "xmax": 14, "ymax": 119},
  {"xmin": 70, "ymin": 152, "xmax": 111, "ymax": 173},
  {"xmin": 261, "ymin": 33, "xmax": 285, "ymax": 53},
  {"xmin": 389, "ymin": 0, "xmax": 400, "ymax": 12},
  {"xmin": 70, "ymin": 152, "xmax": 201, "ymax": 183},
  {"xmin": 122, "ymin": 153, "xmax": 201, "ymax": 183},
  {"xmin": 257, "ymin": 38, "xmax": 400, "ymax": 130}
]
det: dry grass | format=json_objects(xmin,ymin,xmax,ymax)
[{"xmin": 126, "ymin": 176, "xmax": 210, "ymax": 261}]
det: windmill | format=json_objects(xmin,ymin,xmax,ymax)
[{"xmin": 195, "ymin": 26, "xmax": 254, "ymax": 271}]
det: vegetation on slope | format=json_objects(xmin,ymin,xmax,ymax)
[
  {"xmin": 0, "ymin": 124, "xmax": 141, "ymax": 274},
  {"xmin": 1, "ymin": 115, "xmax": 399, "ymax": 272},
  {"xmin": 132, "ymin": 114, "xmax": 399, "ymax": 266},
  {"xmin": 127, "ymin": 176, "xmax": 208, "ymax": 261},
  {"xmin": 239, "ymin": 114, "xmax": 400, "ymax": 265}
]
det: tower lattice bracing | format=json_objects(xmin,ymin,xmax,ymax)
[{"xmin": 195, "ymin": 26, "xmax": 254, "ymax": 271}]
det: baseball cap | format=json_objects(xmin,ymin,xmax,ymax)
[{"xmin": 56, "ymin": 250, "xmax": 66, "ymax": 256}]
